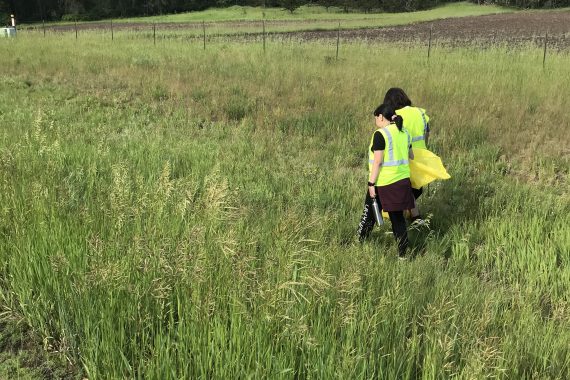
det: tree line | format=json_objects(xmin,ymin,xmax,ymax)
[{"xmin": 1, "ymin": 0, "xmax": 569, "ymax": 23}]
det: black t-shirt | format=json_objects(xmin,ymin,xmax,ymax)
[
  {"xmin": 370, "ymin": 131, "xmax": 412, "ymax": 152},
  {"xmin": 371, "ymin": 131, "xmax": 385, "ymax": 151}
]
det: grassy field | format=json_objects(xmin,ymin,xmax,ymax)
[
  {"xmin": 1, "ymin": 26, "xmax": 569, "ymax": 380},
  {"xmin": 116, "ymin": 2, "xmax": 513, "ymax": 23},
  {"xmin": 23, "ymin": 2, "xmax": 514, "ymax": 37}
]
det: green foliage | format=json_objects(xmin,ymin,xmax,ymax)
[
  {"xmin": 280, "ymin": 0, "xmax": 304, "ymax": 13},
  {"xmin": 9, "ymin": 0, "xmax": 570, "ymax": 22},
  {"xmin": 0, "ymin": 27, "xmax": 569, "ymax": 379},
  {"xmin": 60, "ymin": 14, "xmax": 90, "ymax": 22}
]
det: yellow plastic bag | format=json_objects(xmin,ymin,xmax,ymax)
[
  {"xmin": 380, "ymin": 148, "xmax": 450, "ymax": 220},
  {"xmin": 409, "ymin": 148, "xmax": 451, "ymax": 189}
]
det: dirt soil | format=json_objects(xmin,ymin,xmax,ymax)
[
  {"xmin": 292, "ymin": 11, "xmax": 570, "ymax": 49},
  {"xmin": 35, "ymin": 10, "xmax": 570, "ymax": 48}
]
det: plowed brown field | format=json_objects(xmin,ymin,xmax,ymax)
[{"xmin": 295, "ymin": 11, "xmax": 570, "ymax": 48}]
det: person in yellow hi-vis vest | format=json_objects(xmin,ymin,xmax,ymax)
[
  {"xmin": 357, "ymin": 104, "xmax": 415, "ymax": 259},
  {"xmin": 384, "ymin": 88, "xmax": 430, "ymax": 223}
]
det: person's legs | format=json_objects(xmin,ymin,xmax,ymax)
[
  {"xmin": 412, "ymin": 187, "xmax": 423, "ymax": 199},
  {"xmin": 357, "ymin": 191, "xmax": 376, "ymax": 241},
  {"xmin": 389, "ymin": 211, "xmax": 408, "ymax": 257},
  {"xmin": 410, "ymin": 187, "xmax": 423, "ymax": 220}
]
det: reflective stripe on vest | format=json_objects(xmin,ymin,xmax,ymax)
[
  {"xmin": 368, "ymin": 123, "xmax": 410, "ymax": 187},
  {"xmin": 370, "ymin": 124, "xmax": 410, "ymax": 186},
  {"xmin": 396, "ymin": 106, "xmax": 428, "ymax": 149},
  {"xmin": 368, "ymin": 159, "xmax": 409, "ymax": 166},
  {"xmin": 381, "ymin": 127, "xmax": 409, "ymax": 167}
]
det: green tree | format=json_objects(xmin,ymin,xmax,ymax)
[
  {"xmin": 0, "ymin": 0, "xmax": 9, "ymax": 25},
  {"xmin": 5, "ymin": 0, "xmax": 570, "ymax": 22},
  {"xmin": 357, "ymin": 0, "xmax": 381, "ymax": 12},
  {"xmin": 280, "ymin": 0, "xmax": 303, "ymax": 13}
]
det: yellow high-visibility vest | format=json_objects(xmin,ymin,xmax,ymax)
[
  {"xmin": 396, "ymin": 106, "xmax": 430, "ymax": 149},
  {"xmin": 368, "ymin": 123, "xmax": 411, "ymax": 186}
]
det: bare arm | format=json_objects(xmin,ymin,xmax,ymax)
[{"xmin": 368, "ymin": 150, "xmax": 383, "ymax": 197}]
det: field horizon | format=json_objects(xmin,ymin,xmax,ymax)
[
  {"xmin": 19, "ymin": 4, "xmax": 570, "ymax": 50},
  {"xmin": 22, "ymin": 2, "xmax": 513, "ymax": 27}
]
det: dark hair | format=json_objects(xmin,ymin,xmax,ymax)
[
  {"xmin": 383, "ymin": 88, "xmax": 412, "ymax": 110},
  {"xmin": 373, "ymin": 103, "xmax": 404, "ymax": 131}
]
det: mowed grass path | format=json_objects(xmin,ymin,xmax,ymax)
[{"xmin": 0, "ymin": 32, "xmax": 568, "ymax": 378}]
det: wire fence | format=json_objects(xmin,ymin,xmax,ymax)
[{"xmin": 9, "ymin": 18, "xmax": 570, "ymax": 67}]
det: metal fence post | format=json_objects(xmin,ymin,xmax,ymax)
[
  {"xmin": 428, "ymin": 25, "xmax": 432, "ymax": 60},
  {"xmin": 543, "ymin": 31, "xmax": 548, "ymax": 69},
  {"xmin": 203, "ymin": 21, "xmax": 206, "ymax": 50},
  {"xmin": 336, "ymin": 22, "xmax": 340, "ymax": 60}
]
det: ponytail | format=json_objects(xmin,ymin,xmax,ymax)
[
  {"xmin": 373, "ymin": 103, "xmax": 405, "ymax": 132},
  {"xmin": 393, "ymin": 115, "xmax": 404, "ymax": 131}
]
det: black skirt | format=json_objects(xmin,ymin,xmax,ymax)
[{"xmin": 376, "ymin": 178, "xmax": 415, "ymax": 212}]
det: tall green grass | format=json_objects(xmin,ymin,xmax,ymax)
[{"xmin": 0, "ymin": 32, "xmax": 568, "ymax": 379}]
